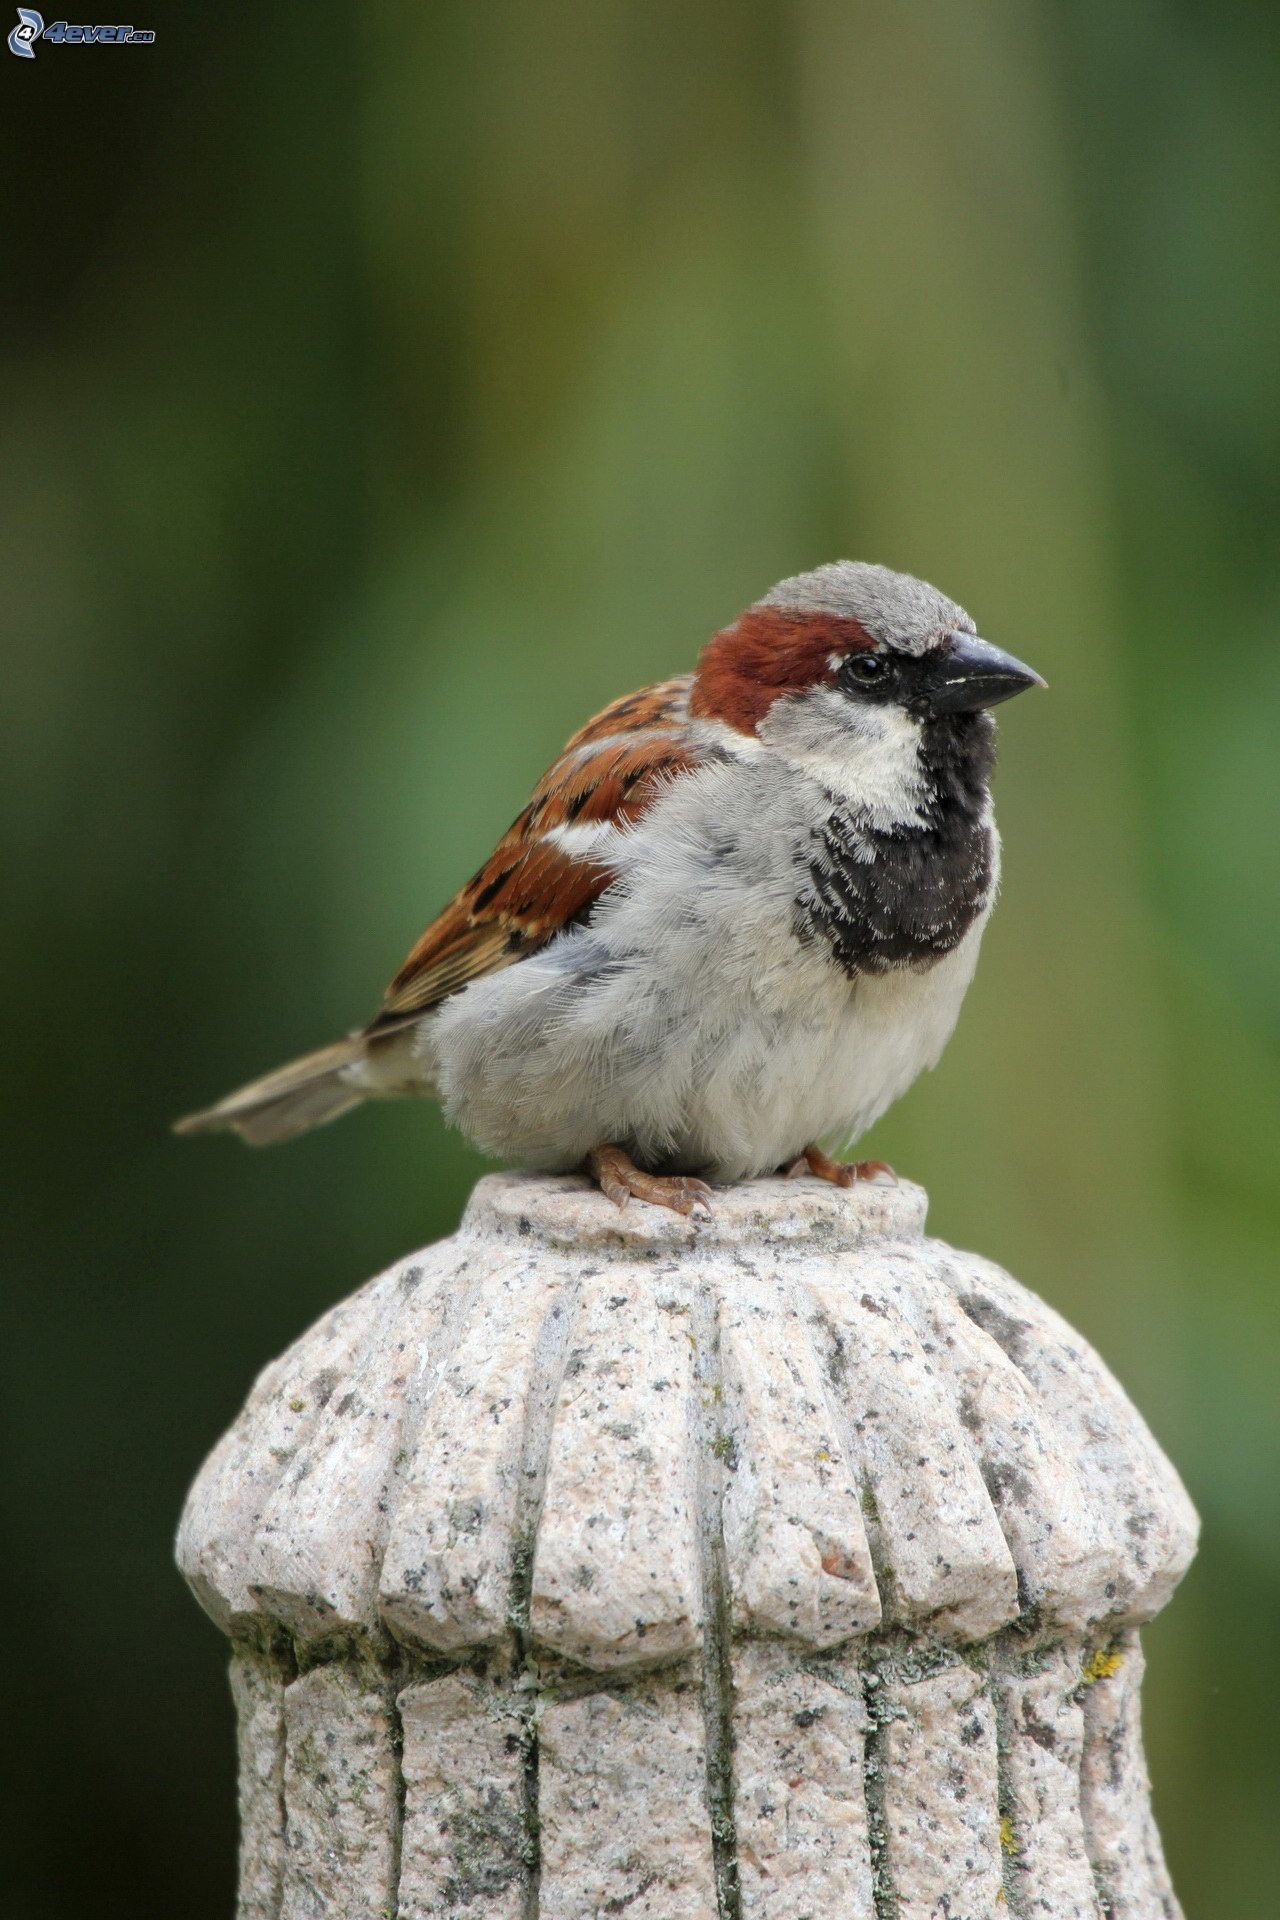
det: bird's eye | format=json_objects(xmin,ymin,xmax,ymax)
[{"xmin": 840, "ymin": 651, "xmax": 888, "ymax": 685}]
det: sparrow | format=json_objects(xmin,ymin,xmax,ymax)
[{"xmin": 177, "ymin": 562, "xmax": 1043, "ymax": 1216}]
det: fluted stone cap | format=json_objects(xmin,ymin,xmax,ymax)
[
  {"xmin": 182, "ymin": 1174, "xmax": 1200, "ymax": 1920},
  {"xmin": 177, "ymin": 1172, "xmax": 1197, "ymax": 1663}
]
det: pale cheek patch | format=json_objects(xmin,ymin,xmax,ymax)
[{"xmin": 759, "ymin": 690, "xmax": 928, "ymax": 830}]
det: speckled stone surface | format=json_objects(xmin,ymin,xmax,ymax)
[
  {"xmin": 229, "ymin": 1651, "xmax": 286, "ymax": 1920},
  {"xmin": 731, "ymin": 1640, "xmax": 874, "ymax": 1915},
  {"xmin": 279, "ymin": 1664, "xmax": 398, "ymax": 1919},
  {"xmin": 178, "ymin": 1171, "xmax": 1197, "ymax": 1918},
  {"xmin": 539, "ymin": 1677, "xmax": 717, "ymax": 1919},
  {"xmin": 397, "ymin": 1672, "xmax": 526, "ymax": 1919}
]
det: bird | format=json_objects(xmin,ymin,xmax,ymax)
[{"xmin": 176, "ymin": 561, "xmax": 1043, "ymax": 1216}]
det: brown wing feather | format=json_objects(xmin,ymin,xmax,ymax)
[{"xmin": 367, "ymin": 676, "xmax": 696, "ymax": 1032}]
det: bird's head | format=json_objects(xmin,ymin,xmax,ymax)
[{"xmin": 690, "ymin": 561, "xmax": 1044, "ymax": 818}]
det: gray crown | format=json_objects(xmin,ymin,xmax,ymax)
[{"xmin": 759, "ymin": 560, "xmax": 975, "ymax": 654}]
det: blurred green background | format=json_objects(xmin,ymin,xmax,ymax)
[{"xmin": 4, "ymin": 2, "xmax": 1277, "ymax": 1913}]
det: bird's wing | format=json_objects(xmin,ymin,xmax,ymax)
[{"xmin": 366, "ymin": 675, "xmax": 699, "ymax": 1032}]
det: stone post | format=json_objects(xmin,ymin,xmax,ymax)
[{"xmin": 177, "ymin": 1172, "xmax": 1198, "ymax": 1919}]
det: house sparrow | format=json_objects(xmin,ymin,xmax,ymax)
[{"xmin": 177, "ymin": 561, "xmax": 1043, "ymax": 1215}]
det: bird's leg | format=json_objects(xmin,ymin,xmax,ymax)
[
  {"xmin": 586, "ymin": 1144, "xmax": 714, "ymax": 1218},
  {"xmin": 783, "ymin": 1143, "xmax": 897, "ymax": 1187}
]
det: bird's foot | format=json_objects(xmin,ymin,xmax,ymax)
[
  {"xmin": 586, "ymin": 1144, "xmax": 714, "ymax": 1218},
  {"xmin": 783, "ymin": 1143, "xmax": 898, "ymax": 1187}
]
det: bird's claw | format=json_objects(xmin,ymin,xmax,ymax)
[
  {"xmin": 586, "ymin": 1146, "xmax": 714, "ymax": 1219},
  {"xmin": 784, "ymin": 1145, "xmax": 898, "ymax": 1188}
]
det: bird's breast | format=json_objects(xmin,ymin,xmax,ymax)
[{"xmin": 796, "ymin": 800, "xmax": 996, "ymax": 981}]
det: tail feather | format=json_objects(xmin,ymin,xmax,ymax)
[{"xmin": 173, "ymin": 1036, "xmax": 369, "ymax": 1147}]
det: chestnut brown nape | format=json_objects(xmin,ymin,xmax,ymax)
[{"xmin": 690, "ymin": 606, "xmax": 877, "ymax": 734}]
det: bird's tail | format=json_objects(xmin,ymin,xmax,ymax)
[{"xmin": 173, "ymin": 1035, "xmax": 370, "ymax": 1147}]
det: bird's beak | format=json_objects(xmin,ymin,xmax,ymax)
[{"xmin": 930, "ymin": 632, "xmax": 1047, "ymax": 713}]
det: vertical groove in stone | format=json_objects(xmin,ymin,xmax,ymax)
[
  {"xmin": 388, "ymin": 1679, "xmax": 407, "ymax": 1920},
  {"xmin": 517, "ymin": 1698, "xmax": 539, "ymax": 1920},
  {"xmin": 861, "ymin": 1669, "xmax": 898, "ymax": 1920},
  {"xmin": 380, "ymin": 1264, "xmax": 572, "ymax": 1654},
  {"xmin": 897, "ymin": 1259, "xmax": 1124, "ymax": 1632},
  {"xmin": 510, "ymin": 1279, "xmax": 580, "ymax": 1920},
  {"xmin": 692, "ymin": 1280, "xmax": 743, "ymax": 1920},
  {"xmin": 993, "ymin": 1673, "xmax": 1029, "ymax": 1919},
  {"xmin": 947, "ymin": 1256, "xmax": 1199, "ymax": 1620},
  {"xmin": 803, "ymin": 1283, "xmax": 1019, "ymax": 1640}
]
